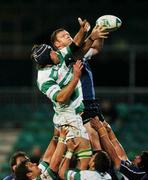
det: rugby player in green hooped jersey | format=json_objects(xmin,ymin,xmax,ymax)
[
  {"xmin": 14, "ymin": 127, "xmax": 68, "ymax": 180},
  {"xmin": 31, "ymin": 22, "xmax": 103, "ymax": 170},
  {"xmin": 59, "ymin": 139, "xmax": 112, "ymax": 180}
]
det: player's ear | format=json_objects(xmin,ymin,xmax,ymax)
[
  {"xmin": 54, "ymin": 41, "xmax": 60, "ymax": 48},
  {"xmin": 12, "ymin": 165, "xmax": 16, "ymax": 172},
  {"xmin": 27, "ymin": 172, "xmax": 32, "ymax": 178}
]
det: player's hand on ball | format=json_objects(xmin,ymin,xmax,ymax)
[{"xmin": 96, "ymin": 25, "xmax": 109, "ymax": 39}]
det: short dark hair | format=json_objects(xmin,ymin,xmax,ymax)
[
  {"xmin": 51, "ymin": 28, "xmax": 65, "ymax": 48},
  {"xmin": 15, "ymin": 159, "xmax": 31, "ymax": 180},
  {"xmin": 31, "ymin": 44, "xmax": 53, "ymax": 68},
  {"xmin": 141, "ymin": 151, "xmax": 148, "ymax": 173},
  {"xmin": 10, "ymin": 151, "xmax": 27, "ymax": 171},
  {"xmin": 94, "ymin": 150, "xmax": 111, "ymax": 173}
]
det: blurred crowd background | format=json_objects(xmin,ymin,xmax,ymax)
[{"xmin": 0, "ymin": 0, "xmax": 148, "ymax": 178}]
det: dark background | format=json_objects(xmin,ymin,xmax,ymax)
[
  {"xmin": 0, "ymin": 0, "xmax": 148, "ymax": 88},
  {"xmin": 0, "ymin": 2, "xmax": 148, "ymax": 178}
]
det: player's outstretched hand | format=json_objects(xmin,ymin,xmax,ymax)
[{"xmin": 78, "ymin": 17, "xmax": 91, "ymax": 32}]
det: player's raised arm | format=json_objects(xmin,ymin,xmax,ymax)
[
  {"xmin": 42, "ymin": 128, "xmax": 59, "ymax": 164},
  {"xmin": 73, "ymin": 17, "xmax": 90, "ymax": 46},
  {"xmin": 103, "ymin": 121, "xmax": 128, "ymax": 161},
  {"xmin": 89, "ymin": 25, "xmax": 109, "ymax": 56},
  {"xmin": 56, "ymin": 60, "xmax": 83, "ymax": 103},
  {"xmin": 50, "ymin": 127, "xmax": 68, "ymax": 172},
  {"xmin": 59, "ymin": 139, "xmax": 79, "ymax": 180}
]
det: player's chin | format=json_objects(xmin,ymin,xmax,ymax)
[{"xmin": 67, "ymin": 39, "xmax": 72, "ymax": 44}]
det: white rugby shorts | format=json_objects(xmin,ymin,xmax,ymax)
[{"xmin": 53, "ymin": 112, "xmax": 89, "ymax": 141}]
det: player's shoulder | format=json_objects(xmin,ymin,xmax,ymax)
[
  {"xmin": 84, "ymin": 48, "xmax": 93, "ymax": 60},
  {"xmin": 3, "ymin": 174, "xmax": 14, "ymax": 180},
  {"xmin": 38, "ymin": 161, "xmax": 49, "ymax": 172},
  {"xmin": 38, "ymin": 66, "xmax": 56, "ymax": 80}
]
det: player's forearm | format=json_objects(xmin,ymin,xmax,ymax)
[
  {"xmin": 42, "ymin": 139, "xmax": 57, "ymax": 164},
  {"xmin": 80, "ymin": 36, "xmax": 94, "ymax": 55},
  {"xmin": 107, "ymin": 128, "xmax": 128, "ymax": 160},
  {"xmin": 50, "ymin": 141, "xmax": 66, "ymax": 172},
  {"xmin": 59, "ymin": 158, "xmax": 71, "ymax": 179},
  {"xmin": 81, "ymin": 27, "xmax": 104, "ymax": 55},
  {"xmin": 91, "ymin": 38, "xmax": 104, "ymax": 54},
  {"xmin": 73, "ymin": 28, "xmax": 88, "ymax": 47},
  {"xmin": 56, "ymin": 77, "xmax": 79, "ymax": 103},
  {"xmin": 96, "ymin": 126, "xmax": 121, "ymax": 169},
  {"xmin": 101, "ymin": 135, "xmax": 121, "ymax": 169}
]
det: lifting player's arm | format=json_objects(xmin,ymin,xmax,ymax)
[
  {"xmin": 103, "ymin": 121, "xmax": 128, "ymax": 160},
  {"xmin": 90, "ymin": 119, "xmax": 121, "ymax": 169},
  {"xmin": 42, "ymin": 128, "xmax": 59, "ymax": 164},
  {"xmin": 49, "ymin": 127, "xmax": 68, "ymax": 173},
  {"xmin": 59, "ymin": 139, "xmax": 79, "ymax": 180}
]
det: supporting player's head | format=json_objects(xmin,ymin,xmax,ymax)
[
  {"xmin": 15, "ymin": 159, "xmax": 41, "ymax": 180},
  {"xmin": 140, "ymin": 151, "xmax": 148, "ymax": 173},
  {"xmin": 31, "ymin": 44, "xmax": 60, "ymax": 68},
  {"xmin": 93, "ymin": 150, "xmax": 111, "ymax": 173},
  {"xmin": 10, "ymin": 151, "xmax": 29, "ymax": 172},
  {"xmin": 51, "ymin": 28, "xmax": 73, "ymax": 49},
  {"xmin": 133, "ymin": 151, "xmax": 148, "ymax": 173}
]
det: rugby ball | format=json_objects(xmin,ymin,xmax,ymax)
[{"xmin": 96, "ymin": 15, "xmax": 122, "ymax": 32}]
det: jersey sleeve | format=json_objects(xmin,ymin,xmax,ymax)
[
  {"xmin": 41, "ymin": 167, "xmax": 57, "ymax": 180},
  {"xmin": 37, "ymin": 161, "xmax": 57, "ymax": 180},
  {"xmin": 38, "ymin": 161, "xmax": 49, "ymax": 173},
  {"xmin": 83, "ymin": 48, "xmax": 93, "ymax": 61},
  {"xmin": 119, "ymin": 160, "xmax": 146, "ymax": 180},
  {"xmin": 40, "ymin": 79, "xmax": 61, "ymax": 102},
  {"xmin": 64, "ymin": 170, "xmax": 80, "ymax": 180}
]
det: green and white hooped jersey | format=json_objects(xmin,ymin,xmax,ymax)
[
  {"xmin": 65, "ymin": 169, "xmax": 112, "ymax": 180},
  {"xmin": 36, "ymin": 161, "xmax": 57, "ymax": 180},
  {"xmin": 37, "ymin": 46, "xmax": 84, "ymax": 114}
]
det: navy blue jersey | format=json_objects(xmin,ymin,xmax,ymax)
[
  {"xmin": 120, "ymin": 160, "xmax": 146, "ymax": 180},
  {"xmin": 3, "ymin": 174, "xmax": 14, "ymax": 180},
  {"xmin": 81, "ymin": 60, "xmax": 95, "ymax": 100},
  {"xmin": 80, "ymin": 49, "xmax": 104, "ymax": 122}
]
